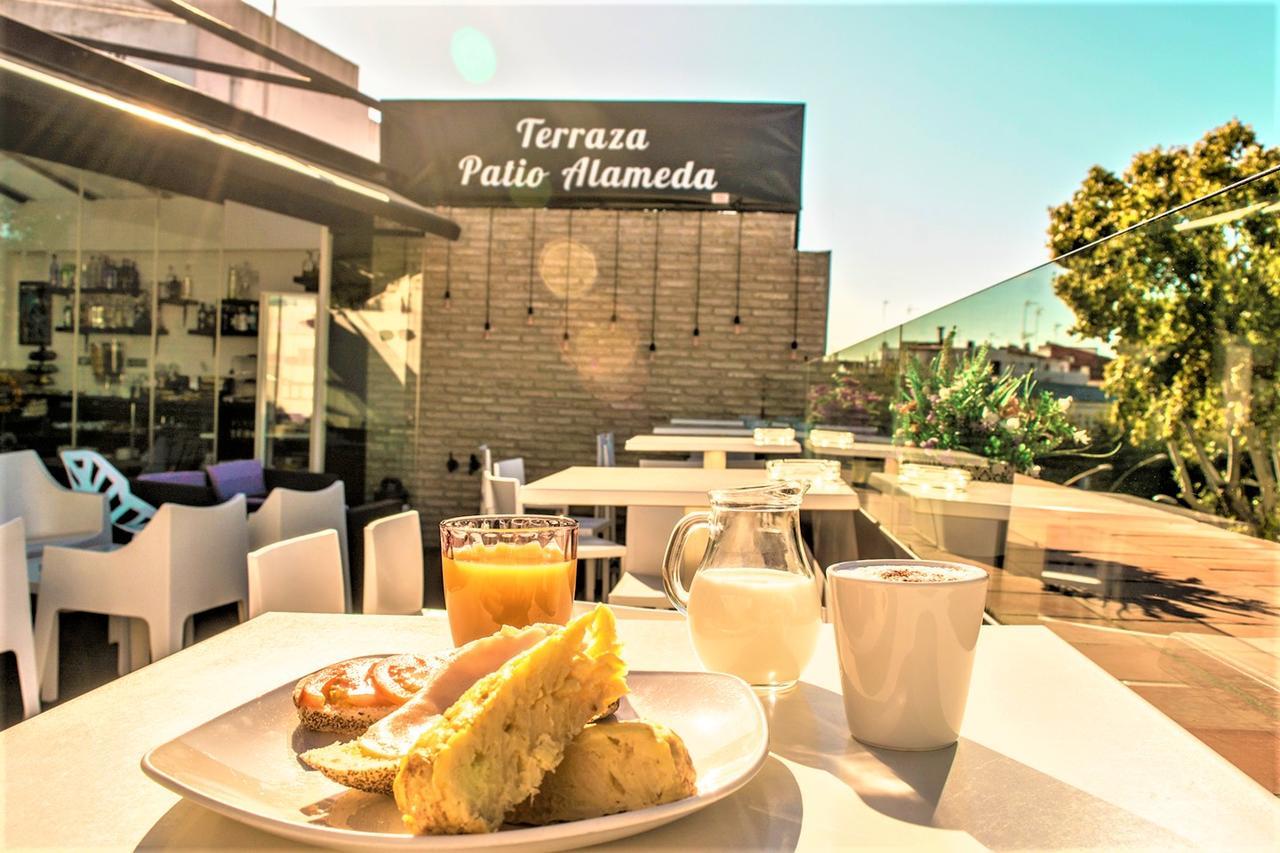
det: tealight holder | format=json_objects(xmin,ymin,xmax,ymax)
[
  {"xmin": 767, "ymin": 458, "xmax": 841, "ymax": 485},
  {"xmin": 808, "ymin": 428, "xmax": 856, "ymax": 449},
  {"xmin": 753, "ymin": 426, "xmax": 797, "ymax": 446}
]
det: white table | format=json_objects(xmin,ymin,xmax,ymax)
[
  {"xmin": 3, "ymin": 608, "xmax": 1275, "ymax": 850},
  {"xmin": 522, "ymin": 465, "xmax": 858, "ymax": 511},
  {"xmin": 625, "ymin": 434, "xmax": 801, "ymax": 469}
]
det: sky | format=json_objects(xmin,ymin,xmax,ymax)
[{"xmin": 251, "ymin": 1, "xmax": 1277, "ymax": 353}]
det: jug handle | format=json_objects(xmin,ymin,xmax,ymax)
[{"xmin": 662, "ymin": 511, "xmax": 709, "ymax": 613}]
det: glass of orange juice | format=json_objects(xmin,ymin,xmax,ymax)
[{"xmin": 439, "ymin": 515, "xmax": 578, "ymax": 645}]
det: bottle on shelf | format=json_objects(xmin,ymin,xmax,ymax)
[
  {"xmin": 49, "ymin": 252, "xmax": 61, "ymax": 288},
  {"xmin": 181, "ymin": 265, "xmax": 193, "ymax": 300}
]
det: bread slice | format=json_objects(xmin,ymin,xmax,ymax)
[
  {"xmin": 508, "ymin": 721, "xmax": 697, "ymax": 825},
  {"xmin": 300, "ymin": 698, "xmax": 628, "ymax": 796},
  {"xmin": 296, "ymin": 704, "xmax": 392, "ymax": 735},
  {"xmin": 394, "ymin": 606, "xmax": 628, "ymax": 834}
]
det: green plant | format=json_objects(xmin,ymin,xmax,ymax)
[
  {"xmin": 893, "ymin": 334, "xmax": 1088, "ymax": 474},
  {"xmin": 1048, "ymin": 120, "xmax": 1280, "ymax": 539},
  {"xmin": 807, "ymin": 364, "xmax": 886, "ymax": 428}
]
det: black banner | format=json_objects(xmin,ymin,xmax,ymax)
[{"xmin": 380, "ymin": 100, "xmax": 803, "ymax": 211}]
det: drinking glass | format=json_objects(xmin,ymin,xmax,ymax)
[{"xmin": 439, "ymin": 515, "xmax": 578, "ymax": 645}]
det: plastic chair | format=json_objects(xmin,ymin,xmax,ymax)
[
  {"xmin": 0, "ymin": 517, "xmax": 40, "ymax": 718},
  {"xmin": 493, "ymin": 457, "xmax": 527, "ymax": 483},
  {"xmin": 247, "ymin": 529, "xmax": 345, "ymax": 618},
  {"xmin": 362, "ymin": 510, "xmax": 424, "ymax": 615},
  {"xmin": 247, "ymin": 481, "xmax": 350, "ymax": 611},
  {"xmin": 60, "ymin": 449, "xmax": 157, "ymax": 535},
  {"xmin": 498, "ymin": 456, "xmax": 608, "ymax": 534},
  {"xmin": 0, "ymin": 450, "xmax": 109, "ymax": 557},
  {"xmin": 478, "ymin": 445, "xmax": 495, "ymax": 514},
  {"xmin": 606, "ymin": 506, "xmax": 692, "ymax": 610},
  {"xmin": 34, "ymin": 495, "xmax": 250, "ymax": 702}
]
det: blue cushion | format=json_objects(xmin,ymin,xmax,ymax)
[{"xmin": 205, "ymin": 459, "xmax": 266, "ymax": 502}]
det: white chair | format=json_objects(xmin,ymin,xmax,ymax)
[
  {"xmin": 593, "ymin": 434, "xmax": 618, "ymax": 539},
  {"xmin": 607, "ymin": 506, "xmax": 698, "ymax": 610},
  {"xmin": 247, "ymin": 481, "xmax": 350, "ymax": 611},
  {"xmin": 1, "ymin": 518, "xmax": 40, "ymax": 718},
  {"xmin": 498, "ymin": 456, "xmax": 608, "ymax": 534},
  {"xmin": 248, "ymin": 529, "xmax": 345, "ymax": 618},
  {"xmin": 363, "ymin": 510, "xmax": 424, "ymax": 615},
  {"xmin": 478, "ymin": 445, "xmax": 495, "ymax": 513},
  {"xmin": 34, "ymin": 496, "xmax": 250, "ymax": 702},
  {"xmin": 0, "ymin": 450, "xmax": 109, "ymax": 557}
]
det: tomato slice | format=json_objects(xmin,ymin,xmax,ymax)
[
  {"xmin": 298, "ymin": 671, "xmax": 332, "ymax": 709},
  {"xmin": 371, "ymin": 654, "xmax": 439, "ymax": 705},
  {"xmin": 323, "ymin": 658, "xmax": 392, "ymax": 708}
]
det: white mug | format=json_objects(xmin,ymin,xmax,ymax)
[{"xmin": 826, "ymin": 559, "xmax": 989, "ymax": 750}]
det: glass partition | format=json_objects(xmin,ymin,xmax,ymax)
[
  {"xmin": 824, "ymin": 168, "xmax": 1280, "ymax": 791},
  {"xmin": 0, "ymin": 152, "xmax": 326, "ymax": 473}
]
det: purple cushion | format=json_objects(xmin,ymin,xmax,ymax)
[
  {"xmin": 205, "ymin": 459, "xmax": 266, "ymax": 502},
  {"xmin": 137, "ymin": 470, "xmax": 207, "ymax": 487}
]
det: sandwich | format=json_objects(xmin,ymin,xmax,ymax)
[{"xmin": 394, "ymin": 605, "xmax": 628, "ymax": 834}]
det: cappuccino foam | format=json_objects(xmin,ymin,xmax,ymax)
[{"xmin": 839, "ymin": 563, "xmax": 986, "ymax": 584}]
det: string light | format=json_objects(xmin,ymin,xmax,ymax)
[
  {"xmin": 692, "ymin": 210, "xmax": 703, "ymax": 347},
  {"xmin": 609, "ymin": 210, "xmax": 621, "ymax": 332},
  {"xmin": 562, "ymin": 209, "xmax": 573, "ymax": 351},
  {"xmin": 790, "ymin": 242, "xmax": 801, "ymax": 360},
  {"xmin": 442, "ymin": 222, "xmax": 452, "ymax": 311},
  {"xmin": 483, "ymin": 207, "xmax": 494, "ymax": 340},
  {"xmin": 733, "ymin": 211, "xmax": 743, "ymax": 334},
  {"xmin": 648, "ymin": 211, "xmax": 660, "ymax": 362},
  {"xmin": 526, "ymin": 208, "xmax": 537, "ymax": 325}
]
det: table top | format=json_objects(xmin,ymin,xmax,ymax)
[
  {"xmin": 808, "ymin": 440, "xmax": 986, "ymax": 465},
  {"xmin": 3, "ymin": 608, "xmax": 1275, "ymax": 850},
  {"xmin": 522, "ymin": 466, "xmax": 859, "ymax": 511},
  {"xmin": 626, "ymin": 434, "xmax": 801, "ymax": 455}
]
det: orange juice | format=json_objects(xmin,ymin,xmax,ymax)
[{"xmin": 442, "ymin": 540, "xmax": 576, "ymax": 645}]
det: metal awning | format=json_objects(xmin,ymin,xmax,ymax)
[{"xmin": 0, "ymin": 18, "xmax": 459, "ymax": 240}]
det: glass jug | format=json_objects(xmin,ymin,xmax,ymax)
[{"xmin": 662, "ymin": 481, "xmax": 821, "ymax": 691}]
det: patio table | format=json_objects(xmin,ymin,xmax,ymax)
[
  {"xmin": 2, "ymin": 607, "xmax": 1275, "ymax": 849},
  {"xmin": 624, "ymin": 434, "xmax": 801, "ymax": 469},
  {"xmin": 521, "ymin": 465, "xmax": 858, "ymax": 512}
]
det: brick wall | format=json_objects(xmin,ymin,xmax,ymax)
[{"xmin": 380, "ymin": 207, "xmax": 829, "ymax": 531}]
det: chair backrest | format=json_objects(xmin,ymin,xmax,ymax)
[
  {"xmin": 478, "ymin": 445, "xmax": 495, "ymax": 514},
  {"xmin": 493, "ymin": 457, "xmax": 526, "ymax": 484},
  {"xmin": 621, "ymin": 506, "xmax": 689, "ymax": 577},
  {"xmin": 247, "ymin": 529, "xmax": 345, "ymax": 618},
  {"xmin": 137, "ymin": 470, "xmax": 208, "ymax": 487},
  {"xmin": 248, "ymin": 481, "xmax": 349, "ymax": 609},
  {"xmin": 0, "ymin": 450, "xmax": 103, "ymax": 542},
  {"xmin": 0, "ymin": 517, "xmax": 31, "ymax": 648},
  {"xmin": 60, "ymin": 449, "xmax": 156, "ymax": 532},
  {"xmin": 363, "ymin": 509, "xmax": 423, "ymax": 615},
  {"xmin": 488, "ymin": 473, "xmax": 523, "ymax": 514},
  {"xmin": 596, "ymin": 433, "xmax": 616, "ymax": 467},
  {"xmin": 205, "ymin": 459, "xmax": 266, "ymax": 502},
  {"xmin": 164, "ymin": 495, "xmax": 250, "ymax": 615}
]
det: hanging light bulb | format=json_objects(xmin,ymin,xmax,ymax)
[
  {"xmin": 609, "ymin": 313, "xmax": 618, "ymax": 332},
  {"xmin": 526, "ymin": 306, "xmax": 535, "ymax": 326},
  {"xmin": 790, "ymin": 339, "xmax": 799, "ymax": 361},
  {"xmin": 443, "ymin": 291, "xmax": 452, "ymax": 311},
  {"xmin": 648, "ymin": 340, "xmax": 657, "ymax": 362},
  {"xmin": 733, "ymin": 315, "xmax": 742, "ymax": 334},
  {"xmin": 561, "ymin": 331, "xmax": 570, "ymax": 353},
  {"xmin": 692, "ymin": 327, "xmax": 700, "ymax": 347},
  {"xmin": 483, "ymin": 320, "xmax": 492, "ymax": 340}
]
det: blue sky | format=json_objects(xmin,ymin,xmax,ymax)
[{"xmin": 258, "ymin": 1, "xmax": 1276, "ymax": 352}]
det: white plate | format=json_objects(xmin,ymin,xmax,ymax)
[{"xmin": 141, "ymin": 670, "xmax": 768, "ymax": 852}]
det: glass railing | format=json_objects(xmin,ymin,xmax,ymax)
[{"xmin": 819, "ymin": 166, "xmax": 1280, "ymax": 792}]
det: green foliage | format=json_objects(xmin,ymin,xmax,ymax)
[
  {"xmin": 807, "ymin": 364, "xmax": 886, "ymax": 428},
  {"xmin": 892, "ymin": 332, "xmax": 1087, "ymax": 474},
  {"xmin": 1048, "ymin": 120, "xmax": 1280, "ymax": 539}
]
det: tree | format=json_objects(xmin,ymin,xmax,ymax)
[{"xmin": 1048, "ymin": 120, "xmax": 1280, "ymax": 539}]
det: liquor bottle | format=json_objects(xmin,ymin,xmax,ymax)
[{"xmin": 49, "ymin": 252, "xmax": 61, "ymax": 288}]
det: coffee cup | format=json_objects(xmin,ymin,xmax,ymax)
[{"xmin": 826, "ymin": 559, "xmax": 989, "ymax": 750}]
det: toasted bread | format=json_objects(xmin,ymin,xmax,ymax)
[
  {"xmin": 508, "ymin": 721, "xmax": 696, "ymax": 825},
  {"xmin": 394, "ymin": 606, "xmax": 628, "ymax": 835}
]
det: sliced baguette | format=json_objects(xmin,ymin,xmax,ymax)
[{"xmin": 301, "ymin": 741, "xmax": 399, "ymax": 794}]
